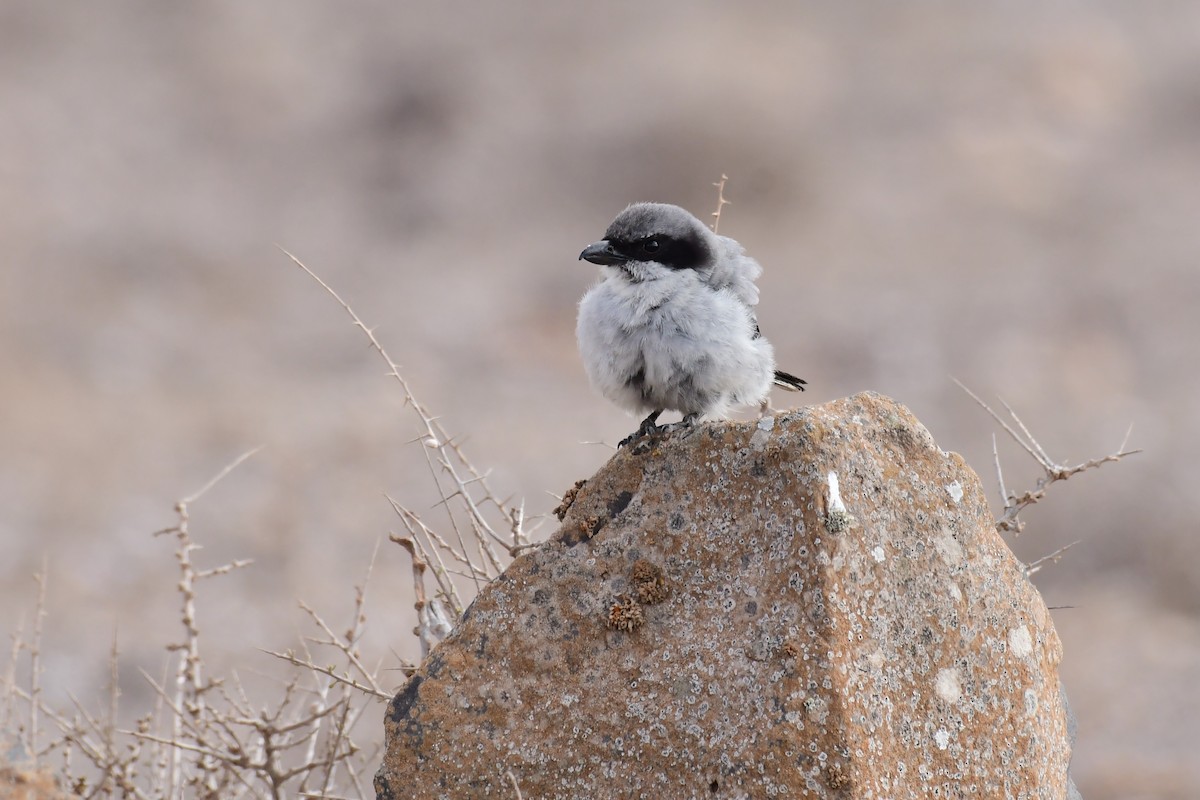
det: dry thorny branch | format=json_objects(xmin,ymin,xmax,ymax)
[
  {"xmin": 710, "ymin": 173, "xmax": 731, "ymax": 233},
  {"xmin": 954, "ymin": 380, "xmax": 1140, "ymax": 575},
  {"xmin": 5, "ymin": 451, "xmax": 390, "ymax": 798},
  {"xmin": 282, "ymin": 248, "xmax": 540, "ymax": 640},
  {"xmin": 4, "ymin": 255, "xmax": 533, "ymax": 796}
]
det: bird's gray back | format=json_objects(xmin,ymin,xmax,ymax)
[{"xmin": 705, "ymin": 235, "xmax": 763, "ymax": 308}]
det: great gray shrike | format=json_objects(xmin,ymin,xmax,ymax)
[{"xmin": 576, "ymin": 202, "xmax": 805, "ymax": 446}]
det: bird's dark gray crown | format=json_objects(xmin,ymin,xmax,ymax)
[{"xmin": 601, "ymin": 203, "xmax": 714, "ymax": 271}]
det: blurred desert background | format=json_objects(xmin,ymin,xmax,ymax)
[{"xmin": 2, "ymin": 2, "xmax": 1198, "ymax": 796}]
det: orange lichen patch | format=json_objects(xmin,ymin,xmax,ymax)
[
  {"xmin": 605, "ymin": 594, "xmax": 644, "ymax": 632},
  {"xmin": 630, "ymin": 559, "xmax": 669, "ymax": 605},
  {"xmin": 553, "ymin": 479, "xmax": 587, "ymax": 521},
  {"xmin": 578, "ymin": 515, "xmax": 600, "ymax": 539},
  {"xmin": 827, "ymin": 762, "xmax": 849, "ymax": 790}
]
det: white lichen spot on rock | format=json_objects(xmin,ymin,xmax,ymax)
[
  {"xmin": 934, "ymin": 527, "xmax": 964, "ymax": 566},
  {"xmin": 935, "ymin": 667, "xmax": 962, "ymax": 704},
  {"xmin": 827, "ymin": 472, "xmax": 846, "ymax": 513},
  {"xmin": 1025, "ymin": 688, "xmax": 1040, "ymax": 716},
  {"xmin": 1009, "ymin": 624, "xmax": 1033, "ymax": 658},
  {"xmin": 803, "ymin": 695, "xmax": 829, "ymax": 725},
  {"xmin": 750, "ymin": 415, "xmax": 776, "ymax": 447},
  {"xmin": 871, "ymin": 545, "xmax": 885, "ymax": 563},
  {"xmin": 824, "ymin": 471, "xmax": 854, "ymax": 532},
  {"xmin": 934, "ymin": 728, "xmax": 950, "ymax": 750},
  {"xmin": 946, "ymin": 480, "xmax": 964, "ymax": 504},
  {"xmin": 948, "ymin": 581, "xmax": 962, "ymax": 601}
]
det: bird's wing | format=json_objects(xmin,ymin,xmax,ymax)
[{"xmin": 706, "ymin": 235, "xmax": 762, "ymax": 308}]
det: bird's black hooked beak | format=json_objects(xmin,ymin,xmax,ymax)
[{"xmin": 579, "ymin": 240, "xmax": 628, "ymax": 266}]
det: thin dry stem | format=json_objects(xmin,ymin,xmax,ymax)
[
  {"xmin": 1, "ymin": 612, "xmax": 22, "ymax": 741},
  {"xmin": 182, "ymin": 447, "xmax": 263, "ymax": 505},
  {"xmin": 1024, "ymin": 540, "xmax": 1083, "ymax": 577},
  {"xmin": 954, "ymin": 379, "xmax": 1141, "ymax": 534},
  {"xmin": 30, "ymin": 558, "xmax": 47, "ymax": 768},
  {"xmin": 710, "ymin": 174, "xmax": 731, "ymax": 233},
  {"xmin": 282, "ymin": 247, "xmax": 525, "ymax": 570},
  {"xmin": 386, "ymin": 498, "xmax": 464, "ymax": 613},
  {"xmin": 3, "ymin": 250, "xmax": 528, "ymax": 797},
  {"xmin": 6, "ymin": 446, "xmax": 389, "ymax": 798},
  {"xmin": 991, "ymin": 434, "xmax": 1008, "ymax": 511},
  {"xmin": 507, "ymin": 768, "xmax": 525, "ymax": 800},
  {"xmin": 283, "ymin": 247, "xmax": 542, "ymax": 664}
]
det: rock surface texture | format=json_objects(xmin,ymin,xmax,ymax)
[
  {"xmin": 0, "ymin": 764, "xmax": 70, "ymax": 800},
  {"xmin": 376, "ymin": 393, "xmax": 1077, "ymax": 799}
]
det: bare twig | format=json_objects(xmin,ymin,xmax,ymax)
[
  {"xmin": 710, "ymin": 174, "xmax": 731, "ymax": 233},
  {"xmin": 1, "ymin": 611, "xmax": 22, "ymax": 742},
  {"xmin": 386, "ymin": 499, "xmax": 464, "ymax": 613},
  {"xmin": 507, "ymin": 768, "xmax": 525, "ymax": 800},
  {"xmin": 260, "ymin": 650, "xmax": 390, "ymax": 702},
  {"xmin": 991, "ymin": 434, "xmax": 1008, "ymax": 512},
  {"xmin": 955, "ymin": 379, "xmax": 1141, "ymax": 534},
  {"xmin": 5, "ymin": 443, "xmax": 393, "ymax": 798},
  {"xmin": 281, "ymin": 247, "xmax": 524, "ymax": 571},
  {"xmin": 182, "ymin": 447, "xmax": 263, "ymax": 506},
  {"xmin": 104, "ymin": 630, "xmax": 120, "ymax": 793},
  {"xmin": 1023, "ymin": 540, "xmax": 1083, "ymax": 577},
  {"xmin": 4, "ymin": 248, "xmax": 530, "ymax": 797},
  {"xmin": 30, "ymin": 557, "xmax": 47, "ymax": 768}
]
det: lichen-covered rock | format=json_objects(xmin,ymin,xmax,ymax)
[{"xmin": 376, "ymin": 393, "xmax": 1076, "ymax": 799}]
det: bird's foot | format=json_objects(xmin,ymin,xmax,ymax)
[
  {"xmin": 618, "ymin": 410, "xmax": 665, "ymax": 448},
  {"xmin": 660, "ymin": 413, "xmax": 701, "ymax": 437},
  {"xmin": 618, "ymin": 429, "xmax": 656, "ymax": 448}
]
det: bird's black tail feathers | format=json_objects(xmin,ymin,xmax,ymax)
[{"xmin": 773, "ymin": 370, "xmax": 807, "ymax": 392}]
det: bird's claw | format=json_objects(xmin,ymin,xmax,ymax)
[
  {"xmin": 661, "ymin": 414, "xmax": 701, "ymax": 437},
  {"xmin": 619, "ymin": 414, "xmax": 700, "ymax": 448},
  {"xmin": 618, "ymin": 418, "xmax": 665, "ymax": 448},
  {"xmin": 618, "ymin": 428, "xmax": 655, "ymax": 448}
]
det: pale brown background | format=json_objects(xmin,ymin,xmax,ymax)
[{"xmin": 2, "ymin": 3, "xmax": 1197, "ymax": 797}]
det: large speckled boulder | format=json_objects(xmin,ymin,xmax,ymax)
[{"xmin": 375, "ymin": 393, "xmax": 1077, "ymax": 799}]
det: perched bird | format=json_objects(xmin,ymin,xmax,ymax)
[{"xmin": 576, "ymin": 202, "xmax": 805, "ymax": 445}]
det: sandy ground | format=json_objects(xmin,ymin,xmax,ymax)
[{"xmin": 2, "ymin": 3, "xmax": 1198, "ymax": 795}]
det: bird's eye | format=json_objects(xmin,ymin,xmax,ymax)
[{"xmin": 642, "ymin": 239, "xmax": 661, "ymax": 254}]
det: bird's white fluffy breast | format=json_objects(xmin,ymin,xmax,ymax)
[{"xmin": 576, "ymin": 267, "xmax": 775, "ymax": 417}]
